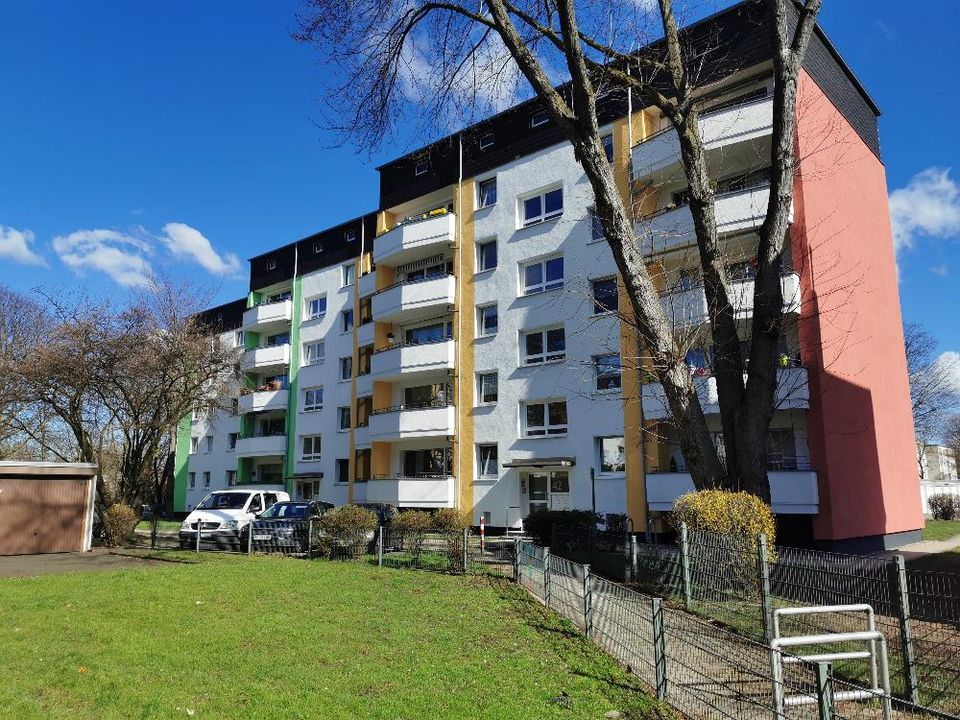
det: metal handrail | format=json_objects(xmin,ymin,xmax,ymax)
[
  {"xmin": 371, "ymin": 398, "xmax": 453, "ymax": 415},
  {"xmin": 372, "ymin": 336, "xmax": 452, "ymax": 355},
  {"xmin": 640, "ymin": 179, "xmax": 771, "ymax": 222},
  {"xmin": 373, "ymin": 271, "xmax": 455, "ymax": 296},
  {"xmin": 659, "ymin": 266, "xmax": 798, "ymax": 298},
  {"xmin": 371, "ymin": 473, "xmax": 453, "ymax": 480}
]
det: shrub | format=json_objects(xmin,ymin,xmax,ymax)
[
  {"xmin": 929, "ymin": 493, "xmax": 958, "ymax": 521},
  {"xmin": 523, "ymin": 509, "xmax": 600, "ymax": 547},
  {"xmin": 101, "ymin": 502, "xmax": 138, "ymax": 547},
  {"xmin": 669, "ymin": 489, "xmax": 776, "ymax": 544},
  {"xmin": 431, "ymin": 508, "xmax": 471, "ymax": 531},
  {"xmin": 391, "ymin": 510, "xmax": 433, "ymax": 557},
  {"xmin": 316, "ymin": 504, "xmax": 377, "ymax": 559}
]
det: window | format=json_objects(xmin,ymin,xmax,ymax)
[
  {"xmin": 523, "ymin": 400, "xmax": 568, "ymax": 437},
  {"xmin": 337, "ymin": 406, "xmax": 351, "ymax": 431},
  {"xmin": 301, "ymin": 435, "xmax": 322, "ymax": 461},
  {"xmin": 414, "ymin": 160, "xmax": 429, "ymax": 176},
  {"xmin": 592, "ymin": 277, "xmax": 619, "ymax": 314},
  {"xmin": 190, "ymin": 437, "xmax": 199, "ymax": 454},
  {"xmin": 590, "ymin": 209, "xmax": 605, "ymax": 242},
  {"xmin": 228, "ymin": 433, "xmax": 238, "ymax": 450},
  {"xmin": 304, "ymin": 341, "xmax": 325, "ymax": 366},
  {"xmin": 345, "ymin": 228, "xmax": 357, "ymax": 243},
  {"xmin": 306, "ymin": 295, "xmax": 327, "ymax": 319},
  {"xmin": 478, "ymin": 444, "xmax": 498, "ymax": 476},
  {"xmin": 597, "ymin": 437, "xmax": 626, "ymax": 474},
  {"xmin": 478, "ymin": 372, "xmax": 498, "ymax": 404},
  {"xmin": 234, "ymin": 330, "xmax": 244, "ymax": 348},
  {"xmin": 595, "ymin": 354, "xmax": 623, "ymax": 391},
  {"xmin": 313, "ymin": 241, "xmax": 323, "ymax": 254},
  {"xmin": 601, "ymin": 133, "xmax": 614, "ymax": 163},
  {"xmin": 522, "ymin": 256, "xmax": 564, "ymax": 294},
  {"xmin": 478, "ymin": 304, "xmax": 498, "ymax": 337},
  {"xmin": 405, "ymin": 321, "xmax": 450, "ymax": 345},
  {"xmin": 479, "ymin": 132, "xmax": 495, "ymax": 150},
  {"xmin": 478, "ymin": 178, "xmax": 497, "ymax": 208},
  {"xmin": 267, "ymin": 332, "xmax": 289, "ymax": 347},
  {"xmin": 523, "ymin": 326, "xmax": 565, "ymax": 365},
  {"xmin": 188, "ymin": 472, "xmax": 196, "ymax": 489},
  {"xmin": 342, "ymin": 263, "xmax": 356, "ymax": 287},
  {"xmin": 303, "ymin": 386, "xmax": 323, "ymax": 412},
  {"xmin": 336, "ymin": 459, "xmax": 350, "ymax": 484},
  {"xmin": 477, "ymin": 239, "xmax": 497, "ymax": 272},
  {"xmin": 521, "ymin": 188, "xmax": 563, "ymax": 226},
  {"xmin": 530, "ymin": 110, "xmax": 550, "ymax": 128},
  {"xmin": 203, "ymin": 471, "xmax": 211, "ymax": 488},
  {"xmin": 403, "ymin": 448, "xmax": 452, "ymax": 476},
  {"xmin": 267, "ymin": 259, "xmax": 277, "ymax": 271},
  {"xmin": 226, "ymin": 470, "xmax": 236, "ymax": 487},
  {"xmin": 341, "ymin": 309, "xmax": 354, "ymax": 332},
  {"xmin": 339, "ymin": 356, "xmax": 353, "ymax": 381}
]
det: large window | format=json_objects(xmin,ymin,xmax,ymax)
[
  {"xmin": 521, "ymin": 187, "xmax": 563, "ymax": 226},
  {"xmin": 403, "ymin": 448, "xmax": 452, "ymax": 477},
  {"xmin": 477, "ymin": 239, "xmax": 497, "ymax": 272},
  {"xmin": 597, "ymin": 436, "xmax": 626, "ymax": 474},
  {"xmin": 342, "ymin": 263, "xmax": 356, "ymax": 287},
  {"xmin": 477, "ymin": 372, "xmax": 498, "ymax": 404},
  {"xmin": 477, "ymin": 444, "xmax": 498, "ymax": 477},
  {"xmin": 405, "ymin": 321, "xmax": 450, "ymax": 345},
  {"xmin": 341, "ymin": 309, "xmax": 354, "ymax": 332},
  {"xmin": 335, "ymin": 459, "xmax": 350, "ymax": 484},
  {"xmin": 306, "ymin": 295, "xmax": 327, "ymax": 320},
  {"xmin": 478, "ymin": 178, "xmax": 497, "ymax": 208},
  {"xmin": 304, "ymin": 341, "xmax": 325, "ymax": 366},
  {"xmin": 522, "ymin": 256, "xmax": 564, "ymax": 294},
  {"xmin": 478, "ymin": 304, "xmax": 498, "ymax": 337},
  {"xmin": 301, "ymin": 435, "xmax": 322, "ymax": 461},
  {"xmin": 592, "ymin": 277, "xmax": 619, "ymax": 314},
  {"xmin": 339, "ymin": 356, "xmax": 353, "ymax": 381},
  {"xmin": 522, "ymin": 326, "xmax": 565, "ymax": 365},
  {"xmin": 523, "ymin": 400, "xmax": 568, "ymax": 437},
  {"xmin": 594, "ymin": 354, "xmax": 622, "ymax": 391},
  {"xmin": 303, "ymin": 386, "xmax": 323, "ymax": 412},
  {"xmin": 337, "ymin": 406, "xmax": 351, "ymax": 430}
]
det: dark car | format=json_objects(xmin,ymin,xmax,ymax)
[{"xmin": 239, "ymin": 500, "xmax": 333, "ymax": 553}]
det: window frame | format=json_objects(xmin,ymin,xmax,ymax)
[
  {"xmin": 339, "ymin": 356, "xmax": 353, "ymax": 382},
  {"xmin": 304, "ymin": 341, "xmax": 325, "ymax": 366},
  {"xmin": 521, "ymin": 255, "xmax": 564, "ymax": 295},
  {"xmin": 342, "ymin": 263, "xmax": 356, "ymax": 287},
  {"xmin": 337, "ymin": 406, "xmax": 351, "ymax": 431},
  {"xmin": 477, "ymin": 372, "xmax": 498, "ymax": 405},
  {"xmin": 479, "ymin": 132, "xmax": 495, "ymax": 150},
  {"xmin": 303, "ymin": 386, "xmax": 324, "ymax": 412},
  {"xmin": 188, "ymin": 472, "xmax": 196, "ymax": 489},
  {"xmin": 594, "ymin": 354, "xmax": 623, "ymax": 392},
  {"xmin": 476, "ymin": 238, "xmax": 497, "ymax": 273},
  {"xmin": 306, "ymin": 294, "xmax": 327, "ymax": 320},
  {"xmin": 477, "ymin": 303, "xmax": 498, "ymax": 338},
  {"xmin": 266, "ymin": 259, "xmax": 277, "ymax": 271},
  {"xmin": 344, "ymin": 228, "xmax": 357, "ymax": 243},
  {"xmin": 477, "ymin": 444, "xmax": 499, "ymax": 477},
  {"xmin": 301, "ymin": 434, "xmax": 322, "ymax": 461},
  {"xmin": 521, "ymin": 325, "xmax": 566, "ymax": 366},
  {"xmin": 228, "ymin": 433, "xmax": 238, "ymax": 451},
  {"xmin": 477, "ymin": 177, "xmax": 497, "ymax": 209},
  {"xmin": 530, "ymin": 110, "xmax": 550, "ymax": 128},
  {"xmin": 591, "ymin": 276, "xmax": 619, "ymax": 315},
  {"xmin": 203, "ymin": 471, "xmax": 211, "ymax": 488},
  {"xmin": 596, "ymin": 436, "xmax": 626, "ymax": 475},
  {"xmin": 520, "ymin": 186, "xmax": 563, "ymax": 227},
  {"xmin": 522, "ymin": 399, "xmax": 569, "ymax": 437},
  {"xmin": 313, "ymin": 241, "xmax": 323, "ymax": 254},
  {"xmin": 341, "ymin": 309, "xmax": 354, "ymax": 333},
  {"xmin": 335, "ymin": 458, "xmax": 350, "ymax": 485},
  {"xmin": 414, "ymin": 160, "xmax": 429, "ymax": 176},
  {"xmin": 589, "ymin": 208, "xmax": 605, "ymax": 243},
  {"xmin": 601, "ymin": 133, "xmax": 614, "ymax": 163}
]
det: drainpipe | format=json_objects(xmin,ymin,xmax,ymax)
[{"xmin": 455, "ymin": 134, "xmax": 464, "ymax": 511}]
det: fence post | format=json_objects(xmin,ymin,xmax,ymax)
[
  {"xmin": 246, "ymin": 523, "xmax": 253, "ymax": 556},
  {"xmin": 377, "ymin": 526, "xmax": 384, "ymax": 567},
  {"xmin": 582, "ymin": 564, "xmax": 593, "ymax": 637},
  {"xmin": 543, "ymin": 547, "xmax": 552, "ymax": 607},
  {"xmin": 629, "ymin": 534, "xmax": 638, "ymax": 584},
  {"xmin": 679, "ymin": 523, "xmax": 692, "ymax": 609},
  {"xmin": 195, "ymin": 522, "xmax": 201, "ymax": 553},
  {"xmin": 814, "ymin": 662, "xmax": 833, "ymax": 720},
  {"xmin": 462, "ymin": 527, "xmax": 469, "ymax": 574},
  {"xmin": 892, "ymin": 555, "xmax": 919, "ymax": 704},
  {"xmin": 306, "ymin": 518, "xmax": 313, "ymax": 560},
  {"xmin": 512, "ymin": 539, "xmax": 520, "ymax": 582},
  {"xmin": 757, "ymin": 533, "xmax": 774, "ymax": 642},
  {"xmin": 651, "ymin": 597, "xmax": 667, "ymax": 700}
]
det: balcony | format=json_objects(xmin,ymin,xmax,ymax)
[
  {"xmin": 632, "ymin": 95, "xmax": 773, "ymax": 182},
  {"xmin": 661, "ymin": 271, "xmax": 801, "ymax": 328},
  {"xmin": 238, "ymin": 389, "xmax": 289, "ymax": 415},
  {"xmin": 242, "ymin": 299, "xmax": 292, "ymax": 333},
  {"xmin": 240, "ymin": 344, "xmax": 290, "ymax": 372},
  {"xmin": 356, "ymin": 320, "xmax": 375, "ymax": 348},
  {"xmin": 373, "ymin": 213, "xmax": 456, "ymax": 267},
  {"xmin": 354, "ymin": 424, "xmax": 370, "ymax": 448},
  {"xmin": 366, "ymin": 475, "xmax": 456, "ymax": 508},
  {"xmin": 646, "ymin": 470, "xmax": 818, "ymax": 514},
  {"xmin": 235, "ymin": 434, "xmax": 286, "ymax": 458},
  {"xmin": 641, "ymin": 367, "xmax": 809, "ymax": 420},
  {"xmin": 636, "ymin": 184, "xmax": 774, "ymax": 255},
  {"xmin": 358, "ymin": 271, "xmax": 377, "ymax": 298},
  {"xmin": 368, "ymin": 403, "xmax": 456, "ymax": 442},
  {"xmin": 372, "ymin": 274, "xmax": 456, "ymax": 324},
  {"xmin": 355, "ymin": 371, "xmax": 372, "ymax": 397},
  {"xmin": 370, "ymin": 339, "xmax": 455, "ymax": 382}
]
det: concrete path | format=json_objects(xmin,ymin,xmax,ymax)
[{"xmin": 0, "ymin": 548, "xmax": 170, "ymax": 579}]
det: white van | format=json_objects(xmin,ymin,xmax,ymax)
[{"xmin": 178, "ymin": 486, "xmax": 289, "ymax": 549}]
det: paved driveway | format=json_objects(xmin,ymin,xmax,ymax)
[{"xmin": 0, "ymin": 548, "xmax": 167, "ymax": 578}]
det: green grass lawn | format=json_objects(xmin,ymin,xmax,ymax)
[
  {"xmin": 921, "ymin": 519, "xmax": 960, "ymax": 542},
  {"xmin": 135, "ymin": 520, "xmax": 182, "ymax": 532},
  {"xmin": 0, "ymin": 553, "xmax": 668, "ymax": 720},
  {"xmin": 906, "ymin": 547, "xmax": 960, "ymax": 574}
]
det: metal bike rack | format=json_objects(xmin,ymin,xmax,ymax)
[{"xmin": 769, "ymin": 605, "xmax": 891, "ymax": 720}]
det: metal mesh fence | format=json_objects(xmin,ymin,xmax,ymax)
[
  {"xmin": 378, "ymin": 527, "xmax": 467, "ymax": 572},
  {"xmin": 905, "ymin": 569, "xmax": 960, "ymax": 711}
]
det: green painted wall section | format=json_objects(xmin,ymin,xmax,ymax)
[
  {"xmin": 173, "ymin": 415, "xmax": 192, "ymax": 512},
  {"xmin": 283, "ymin": 275, "xmax": 302, "ymax": 497}
]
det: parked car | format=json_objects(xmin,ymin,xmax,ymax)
[
  {"xmin": 239, "ymin": 500, "xmax": 333, "ymax": 553},
  {"xmin": 178, "ymin": 488, "xmax": 289, "ymax": 549}
]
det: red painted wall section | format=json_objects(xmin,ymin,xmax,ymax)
[{"xmin": 792, "ymin": 70, "xmax": 922, "ymax": 543}]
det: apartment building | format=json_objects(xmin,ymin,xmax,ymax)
[{"xmin": 174, "ymin": 1, "xmax": 923, "ymax": 550}]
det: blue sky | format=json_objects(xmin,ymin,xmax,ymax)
[{"xmin": 0, "ymin": 1, "xmax": 958, "ymax": 361}]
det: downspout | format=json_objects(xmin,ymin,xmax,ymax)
[{"xmin": 456, "ymin": 134, "xmax": 464, "ymax": 510}]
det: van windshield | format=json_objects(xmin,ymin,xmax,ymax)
[{"xmin": 197, "ymin": 492, "xmax": 251, "ymax": 510}]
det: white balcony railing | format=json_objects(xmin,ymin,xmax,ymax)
[
  {"xmin": 370, "ymin": 340, "xmax": 455, "ymax": 382},
  {"xmin": 632, "ymin": 95, "xmax": 773, "ymax": 181},
  {"xmin": 356, "ymin": 320, "xmax": 374, "ymax": 348},
  {"xmin": 358, "ymin": 271, "xmax": 377, "ymax": 299},
  {"xmin": 661, "ymin": 271, "xmax": 801, "ymax": 328},
  {"xmin": 371, "ymin": 274, "xmax": 456, "ymax": 324},
  {"xmin": 240, "ymin": 344, "xmax": 290, "ymax": 372},
  {"xmin": 646, "ymin": 470, "xmax": 818, "ymax": 514},
  {"xmin": 238, "ymin": 389, "xmax": 289, "ymax": 415},
  {"xmin": 242, "ymin": 299, "xmax": 292, "ymax": 332},
  {"xmin": 368, "ymin": 403, "xmax": 456, "ymax": 442},
  {"xmin": 373, "ymin": 213, "xmax": 456, "ymax": 267},
  {"xmin": 641, "ymin": 367, "xmax": 809, "ymax": 421},
  {"xmin": 366, "ymin": 475, "xmax": 456, "ymax": 508},
  {"xmin": 636, "ymin": 184, "xmax": 775, "ymax": 255},
  {"xmin": 235, "ymin": 434, "xmax": 287, "ymax": 458},
  {"xmin": 355, "ymin": 371, "xmax": 372, "ymax": 398}
]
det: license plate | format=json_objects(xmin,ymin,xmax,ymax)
[{"xmin": 253, "ymin": 534, "xmax": 271, "ymax": 541}]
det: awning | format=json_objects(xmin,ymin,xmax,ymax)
[
  {"xmin": 287, "ymin": 472, "xmax": 324, "ymax": 479},
  {"xmin": 502, "ymin": 457, "xmax": 576, "ymax": 469}
]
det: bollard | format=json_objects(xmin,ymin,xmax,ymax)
[
  {"xmin": 247, "ymin": 522, "xmax": 253, "ymax": 556},
  {"xmin": 651, "ymin": 597, "xmax": 667, "ymax": 700},
  {"xmin": 377, "ymin": 526, "xmax": 384, "ymax": 567},
  {"xmin": 195, "ymin": 521, "xmax": 201, "ymax": 553},
  {"xmin": 679, "ymin": 523, "xmax": 692, "ymax": 609},
  {"xmin": 892, "ymin": 555, "xmax": 919, "ymax": 704},
  {"xmin": 582, "ymin": 564, "xmax": 593, "ymax": 637},
  {"xmin": 461, "ymin": 527, "xmax": 469, "ymax": 574},
  {"xmin": 543, "ymin": 547, "xmax": 552, "ymax": 607},
  {"xmin": 757, "ymin": 533, "xmax": 774, "ymax": 642}
]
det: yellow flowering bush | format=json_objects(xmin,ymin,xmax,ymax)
[{"xmin": 670, "ymin": 489, "xmax": 776, "ymax": 545}]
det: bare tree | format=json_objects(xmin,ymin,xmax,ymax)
[{"xmin": 296, "ymin": 0, "xmax": 825, "ymax": 500}]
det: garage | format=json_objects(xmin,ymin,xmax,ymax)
[{"xmin": 0, "ymin": 461, "xmax": 99, "ymax": 555}]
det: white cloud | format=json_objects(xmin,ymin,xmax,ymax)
[
  {"xmin": 160, "ymin": 222, "xmax": 242, "ymax": 276},
  {"xmin": 889, "ymin": 167, "xmax": 960, "ymax": 253},
  {"xmin": 52, "ymin": 229, "xmax": 153, "ymax": 288},
  {"xmin": 929, "ymin": 264, "xmax": 949, "ymax": 277},
  {"xmin": 934, "ymin": 351, "xmax": 960, "ymax": 396},
  {"xmin": 0, "ymin": 225, "xmax": 47, "ymax": 266}
]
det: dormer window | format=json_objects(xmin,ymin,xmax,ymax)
[
  {"xmin": 313, "ymin": 241, "xmax": 323, "ymax": 254},
  {"xmin": 345, "ymin": 228, "xmax": 357, "ymax": 243},
  {"xmin": 414, "ymin": 160, "xmax": 429, "ymax": 176},
  {"xmin": 479, "ymin": 132, "xmax": 495, "ymax": 150},
  {"xmin": 267, "ymin": 259, "xmax": 277, "ymax": 271},
  {"xmin": 530, "ymin": 110, "xmax": 550, "ymax": 128}
]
